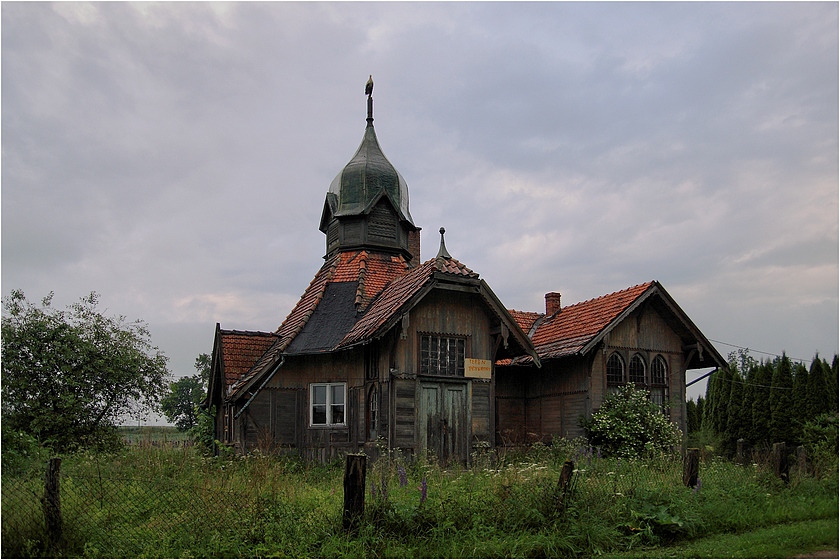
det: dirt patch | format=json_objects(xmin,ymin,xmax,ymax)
[{"xmin": 794, "ymin": 551, "xmax": 839, "ymax": 558}]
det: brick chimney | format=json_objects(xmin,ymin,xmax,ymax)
[
  {"xmin": 545, "ymin": 292, "xmax": 562, "ymax": 316},
  {"xmin": 408, "ymin": 228, "xmax": 421, "ymax": 268}
]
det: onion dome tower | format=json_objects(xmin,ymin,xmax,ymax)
[{"xmin": 319, "ymin": 77, "xmax": 420, "ymax": 264}]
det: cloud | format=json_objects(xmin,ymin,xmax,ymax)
[{"xmin": 2, "ymin": 2, "xmax": 836, "ymax": 400}]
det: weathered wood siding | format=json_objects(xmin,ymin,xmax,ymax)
[
  {"xmin": 392, "ymin": 376, "xmax": 416, "ymax": 452},
  {"xmin": 594, "ymin": 305, "xmax": 687, "ymax": 433}
]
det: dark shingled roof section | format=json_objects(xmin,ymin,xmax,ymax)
[
  {"xmin": 219, "ymin": 330, "xmax": 279, "ymax": 390},
  {"xmin": 525, "ymin": 282, "xmax": 654, "ymax": 361},
  {"xmin": 228, "ymin": 250, "xmax": 411, "ymax": 396},
  {"xmin": 285, "ymin": 281, "xmax": 361, "ymax": 354}
]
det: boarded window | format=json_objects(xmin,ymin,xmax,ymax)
[
  {"xmin": 606, "ymin": 353, "xmax": 625, "ymax": 385},
  {"xmin": 629, "ymin": 354, "xmax": 646, "ymax": 384},
  {"xmin": 421, "ymin": 335, "xmax": 465, "ymax": 376}
]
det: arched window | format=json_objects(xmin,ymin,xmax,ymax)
[
  {"xmin": 606, "ymin": 353, "xmax": 625, "ymax": 385},
  {"xmin": 629, "ymin": 354, "xmax": 646, "ymax": 384},
  {"xmin": 651, "ymin": 355, "xmax": 667, "ymax": 385},
  {"xmin": 650, "ymin": 355, "xmax": 668, "ymax": 411},
  {"xmin": 367, "ymin": 385, "xmax": 378, "ymax": 441}
]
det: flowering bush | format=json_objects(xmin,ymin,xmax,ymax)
[{"xmin": 581, "ymin": 385, "xmax": 682, "ymax": 458}]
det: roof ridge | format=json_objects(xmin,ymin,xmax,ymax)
[
  {"xmin": 558, "ymin": 281, "xmax": 654, "ymax": 311},
  {"xmin": 219, "ymin": 329, "xmax": 280, "ymax": 337}
]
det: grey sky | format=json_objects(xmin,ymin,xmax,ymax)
[{"xmin": 3, "ymin": 2, "xmax": 837, "ymax": 408}]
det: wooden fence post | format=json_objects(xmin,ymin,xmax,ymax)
[
  {"xmin": 796, "ymin": 445, "xmax": 807, "ymax": 475},
  {"xmin": 342, "ymin": 453, "xmax": 366, "ymax": 530},
  {"xmin": 42, "ymin": 457, "xmax": 62, "ymax": 550},
  {"xmin": 556, "ymin": 460, "xmax": 575, "ymax": 512},
  {"xmin": 736, "ymin": 439, "xmax": 747, "ymax": 465},
  {"xmin": 683, "ymin": 448, "xmax": 700, "ymax": 488},
  {"xmin": 772, "ymin": 442, "xmax": 789, "ymax": 483}
]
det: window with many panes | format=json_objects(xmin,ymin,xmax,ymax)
[
  {"xmin": 420, "ymin": 334, "xmax": 465, "ymax": 376},
  {"xmin": 649, "ymin": 355, "xmax": 668, "ymax": 410},
  {"xmin": 606, "ymin": 351, "xmax": 669, "ymax": 411},
  {"xmin": 606, "ymin": 352, "xmax": 625, "ymax": 385},
  {"xmin": 629, "ymin": 354, "xmax": 646, "ymax": 384},
  {"xmin": 310, "ymin": 383, "xmax": 345, "ymax": 426}
]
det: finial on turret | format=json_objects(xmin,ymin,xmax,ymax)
[
  {"xmin": 436, "ymin": 227, "xmax": 452, "ymax": 259},
  {"xmin": 365, "ymin": 75, "xmax": 374, "ymax": 126}
]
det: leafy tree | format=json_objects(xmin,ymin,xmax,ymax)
[
  {"xmin": 581, "ymin": 384, "xmax": 682, "ymax": 458},
  {"xmin": 1, "ymin": 290, "xmax": 170, "ymax": 451},
  {"xmin": 161, "ymin": 353, "xmax": 210, "ymax": 432}
]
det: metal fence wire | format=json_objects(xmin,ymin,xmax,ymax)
[
  {"xmin": 1, "ymin": 446, "xmax": 804, "ymax": 558},
  {"xmin": 2, "ymin": 467, "xmax": 260, "ymax": 558}
]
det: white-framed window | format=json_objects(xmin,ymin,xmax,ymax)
[
  {"xmin": 420, "ymin": 334, "xmax": 465, "ymax": 376},
  {"xmin": 310, "ymin": 383, "xmax": 346, "ymax": 427}
]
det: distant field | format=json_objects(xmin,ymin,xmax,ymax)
[{"xmin": 117, "ymin": 425, "xmax": 190, "ymax": 444}]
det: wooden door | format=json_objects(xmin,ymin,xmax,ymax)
[{"xmin": 419, "ymin": 382, "xmax": 468, "ymax": 464}]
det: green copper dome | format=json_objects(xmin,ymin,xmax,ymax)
[{"xmin": 326, "ymin": 115, "xmax": 414, "ymax": 226}]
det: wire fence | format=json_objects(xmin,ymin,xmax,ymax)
[{"xmin": 2, "ymin": 443, "xmax": 812, "ymax": 558}]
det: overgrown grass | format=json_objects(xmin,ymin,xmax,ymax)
[{"xmin": 2, "ymin": 440, "xmax": 837, "ymax": 558}]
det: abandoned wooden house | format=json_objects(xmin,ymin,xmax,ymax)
[{"xmin": 205, "ymin": 82, "xmax": 725, "ymax": 462}]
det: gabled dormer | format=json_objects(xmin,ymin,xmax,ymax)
[{"xmin": 319, "ymin": 79, "xmax": 420, "ymax": 264}]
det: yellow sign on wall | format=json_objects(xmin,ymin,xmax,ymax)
[{"xmin": 465, "ymin": 358, "xmax": 492, "ymax": 379}]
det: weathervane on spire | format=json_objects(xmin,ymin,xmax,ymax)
[{"xmin": 365, "ymin": 75, "xmax": 374, "ymax": 125}]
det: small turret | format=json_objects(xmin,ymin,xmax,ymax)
[{"xmin": 319, "ymin": 77, "xmax": 420, "ymax": 261}]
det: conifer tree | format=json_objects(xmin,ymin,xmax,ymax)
[
  {"xmin": 791, "ymin": 362, "xmax": 809, "ymax": 442},
  {"xmin": 701, "ymin": 369, "xmax": 719, "ymax": 433},
  {"xmin": 750, "ymin": 360, "xmax": 773, "ymax": 446},
  {"xmin": 686, "ymin": 399, "xmax": 698, "ymax": 434},
  {"xmin": 740, "ymin": 362, "xmax": 757, "ymax": 445},
  {"xmin": 695, "ymin": 395, "xmax": 705, "ymax": 433},
  {"xmin": 714, "ymin": 366, "xmax": 733, "ymax": 436},
  {"xmin": 828, "ymin": 356, "xmax": 838, "ymax": 413},
  {"xmin": 724, "ymin": 369, "xmax": 745, "ymax": 454},
  {"xmin": 807, "ymin": 353, "xmax": 831, "ymax": 420},
  {"xmin": 769, "ymin": 353, "xmax": 794, "ymax": 444}
]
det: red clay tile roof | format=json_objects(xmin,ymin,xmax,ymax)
[
  {"xmin": 529, "ymin": 282, "xmax": 654, "ymax": 359},
  {"xmin": 339, "ymin": 256, "xmax": 479, "ymax": 348},
  {"xmin": 507, "ymin": 310, "xmax": 544, "ymax": 337},
  {"xmin": 219, "ymin": 330, "xmax": 279, "ymax": 389}
]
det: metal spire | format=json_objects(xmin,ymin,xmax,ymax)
[{"xmin": 436, "ymin": 227, "xmax": 451, "ymax": 259}]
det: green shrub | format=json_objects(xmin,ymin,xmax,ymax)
[{"xmin": 581, "ymin": 384, "xmax": 683, "ymax": 458}]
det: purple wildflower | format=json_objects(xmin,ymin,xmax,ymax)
[
  {"xmin": 370, "ymin": 480, "xmax": 377, "ymax": 499},
  {"xmin": 398, "ymin": 465, "xmax": 408, "ymax": 487},
  {"xmin": 381, "ymin": 479, "xmax": 388, "ymax": 501},
  {"xmin": 693, "ymin": 478, "xmax": 702, "ymax": 494},
  {"xmin": 419, "ymin": 477, "xmax": 427, "ymax": 504}
]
